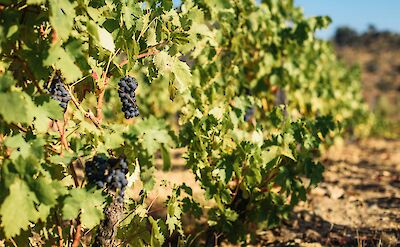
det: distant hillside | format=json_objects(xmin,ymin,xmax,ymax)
[{"xmin": 333, "ymin": 26, "xmax": 400, "ymax": 125}]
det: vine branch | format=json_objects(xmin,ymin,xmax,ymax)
[
  {"xmin": 66, "ymin": 86, "xmax": 101, "ymax": 129},
  {"xmin": 118, "ymin": 49, "xmax": 161, "ymax": 67},
  {"xmin": 72, "ymin": 221, "xmax": 82, "ymax": 247},
  {"xmin": 96, "ymin": 73, "xmax": 109, "ymax": 124},
  {"xmin": 57, "ymin": 226, "xmax": 63, "ymax": 247}
]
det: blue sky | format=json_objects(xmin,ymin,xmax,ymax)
[
  {"xmin": 173, "ymin": 1, "xmax": 400, "ymax": 39},
  {"xmin": 295, "ymin": 0, "xmax": 400, "ymax": 39}
]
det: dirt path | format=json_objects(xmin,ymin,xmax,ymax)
[{"xmin": 260, "ymin": 138, "xmax": 400, "ymax": 246}]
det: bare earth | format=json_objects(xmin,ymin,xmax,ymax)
[
  {"xmin": 259, "ymin": 138, "xmax": 400, "ymax": 246},
  {"xmin": 135, "ymin": 138, "xmax": 400, "ymax": 246}
]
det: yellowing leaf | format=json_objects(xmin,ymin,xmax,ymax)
[
  {"xmin": 209, "ymin": 106, "xmax": 224, "ymax": 121},
  {"xmin": 97, "ymin": 27, "xmax": 115, "ymax": 52},
  {"xmin": 153, "ymin": 51, "xmax": 173, "ymax": 73},
  {"xmin": 171, "ymin": 60, "xmax": 191, "ymax": 93},
  {"xmin": 27, "ymin": 0, "xmax": 45, "ymax": 4}
]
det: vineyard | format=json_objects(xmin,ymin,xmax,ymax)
[{"xmin": 0, "ymin": 0, "xmax": 389, "ymax": 246}]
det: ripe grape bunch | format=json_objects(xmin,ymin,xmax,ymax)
[
  {"xmin": 244, "ymin": 107, "xmax": 255, "ymax": 121},
  {"xmin": 118, "ymin": 76, "xmax": 139, "ymax": 119},
  {"xmin": 47, "ymin": 75, "xmax": 71, "ymax": 110},
  {"xmin": 85, "ymin": 155, "xmax": 129, "ymax": 202}
]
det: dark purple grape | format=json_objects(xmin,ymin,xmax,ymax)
[
  {"xmin": 117, "ymin": 76, "xmax": 139, "ymax": 119},
  {"xmin": 96, "ymin": 181, "xmax": 104, "ymax": 188},
  {"xmin": 244, "ymin": 107, "xmax": 255, "ymax": 121},
  {"xmin": 47, "ymin": 75, "xmax": 71, "ymax": 110},
  {"xmin": 85, "ymin": 156, "xmax": 129, "ymax": 202}
]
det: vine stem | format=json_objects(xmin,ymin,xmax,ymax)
[
  {"xmin": 9, "ymin": 238, "xmax": 17, "ymax": 247},
  {"xmin": 118, "ymin": 49, "xmax": 161, "ymax": 67},
  {"xmin": 72, "ymin": 221, "xmax": 82, "ymax": 247},
  {"xmin": 70, "ymin": 163, "xmax": 80, "ymax": 188},
  {"xmin": 230, "ymin": 176, "xmax": 244, "ymax": 204},
  {"xmin": 97, "ymin": 49, "xmax": 120, "ymax": 123},
  {"xmin": 66, "ymin": 86, "xmax": 101, "ymax": 129},
  {"xmin": 55, "ymin": 120, "xmax": 69, "ymax": 154},
  {"xmin": 57, "ymin": 226, "xmax": 63, "ymax": 247},
  {"xmin": 96, "ymin": 73, "xmax": 109, "ymax": 124},
  {"xmin": 10, "ymin": 123, "xmax": 27, "ymax": 133}
]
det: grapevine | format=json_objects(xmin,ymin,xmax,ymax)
[{"xmin": 0, "ymin": 0, "xmax": 370, "ymax": 246}]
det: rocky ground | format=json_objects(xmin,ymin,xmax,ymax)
[
  {"xmin": 140, "ymin": 138, "xmax": 400, "ymax": 246},
  {"xmin": 259, "ymin": 138, "xmax": 400, "ymax": 246}
]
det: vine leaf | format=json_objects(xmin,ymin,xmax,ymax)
[
  {"xmin": 153, "ymin": 51, "xmax": 191, "ymax": 99},
  {"xmin": 62, "ymin": 188, "xmax": 106, "ymax": 229},
  {"xmin": 149, "ymin": 217, "xmax": 165, "ymax": 247},
  {"xmin": 0, "ymin": 179, "xmax": 39, "ymax": 238},
  {"xmin": 87, "ymin": 21, "xmax": 115, "ymax": 52},
  {"xmin": 132, "ymin": 117, "xmax": 174, "ymax": 155},
  {"xmin": 97, "ymin": 27, "xmax": 115, "ymax": 52},
  {"xmin": 32, "ymin": 178, "xmax": 64, "ymax": 206},
  {"xmin": 0, "ymin": 72, "xmax": 16, "ymax": 92},
  {"xmin": 4, "ymin": 134, "xmax": 31, "ymax": 160},
  {"xmin": 0, "ymin": 92, "xmax": 35, "ymax": 124},
  {"xmin": 44, "ymin": 46, "xmax": 82, "ymax": 83},
  {"xmin": 49, "ymin": 0, "xmax": 76, "ymax": 40},
  {"xmin": 27, "ymin": 0, "xmax": 46, "ymax": 4},
  {"xmin": 121, "ymin": 3, "xmax": 134, "ymax": 30},
  {"xmin": 161, "ymin": 144, "xmax": 171, "ymax": 171},
  {"xmin": 171, "ymin": 58, "xmax": 191, "ymax": 93},
  {"xmin": 166, "ymin": 199, "xmax": 183, "ymax": 235}
]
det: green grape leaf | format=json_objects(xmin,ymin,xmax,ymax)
[
  {"xmin": 103, "ymin": 127, "xmax": 125, "ymax": 149},
  {"xmin": 170, "ymin": 59, "xmax": 191, "ymax": 93},
  {"xmin": 0, "ymin": 92, "xmax": 35, "ymax": 124},
  {"xmin": 161, "ymin": 144, "xmax": 171, "ymax": 171},
  {"xmin": 165, "ymin": 216, "xmax": 179, "ymax": 235},
  {"xmin": 62, "ymin": 189, "xmax": 106, "ymax": 229},
  {"xmin": 49, "ymin": 0, "xmax": 76, "ymax": 40},
  {"xmin": 40, "ymin": 99, "xmax": 64, "ymax": 120},
  {"xmin": 121, "ymin": 3, "xmax": 134, "ymax": 30},
  {"xmin": 153, "ymin": 51, "xmax": 172, "ymax": 73},
  {"xmin": 166, "ymin": 198, "xmax": 183, "ymax": 235},
  {"xmin": 44, "ymin": 46, "xmax": 82, "ymax": 83},
  {"xmin": 33, "ymin": 106, "xmax": 52, "ymax": 133},
  {"xmin": 0, "ymin": 179, "xmax": 39, "ymax": 238},
  {"xmin": 0, "ymin": 72, "xmax": 16, "ymax": 92},
  {"xmin": 146, "ymin": 24, "xmax": 157, "ymax": 46},
  {"xmin": 132, "ymin": 117, "xmax": 173, "ymax": 154},
  {"xmin": 32, "ymin": 178, "xmax": 63, "ymax": 206},
  {"xmin": 27, "ymin": 0, "xmax": 46, "ymax": 4},
  {"xmin": 87, "ymin": 21, "xmax": 115, "ymax": 52},
  {"xmin": 140, "ymin": 165, "xmax": 156, "ymax": 191},
  {"xmin": 4, "ymin": 134, "xmax": 31, "ymax": 159},
  {"xmin": 149, "ymin": 217, "xmax": 165, "ymax": 247},
  {"xmin": 154, "ymin": 51, "xmax": 191, "ymax": 96},
  {"xmin": 4, "ymin": 135, "xmax": 45, "ymax": 161}
]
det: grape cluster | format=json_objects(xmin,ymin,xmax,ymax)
[
  {"xmin": 106, "ymin": 157, "xmax": 129, "ymax": 200},
  {"xmin": 85, "ymin": 155, "xmax": 108, "ymax": 188},
  {"xmin": 118, "ymin": 76, "xmax": 139, "ymax": 119},
  {"xmin": 244, "ymin": 107, "xmax": 255, "ymax": 121},
  {"xmin": 47, "ymin": 75, "xmax": 71, "ymax": 110},
  {"xmin": 85, "ymin": 155, "xmax": 129, "ymax": 202}
]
